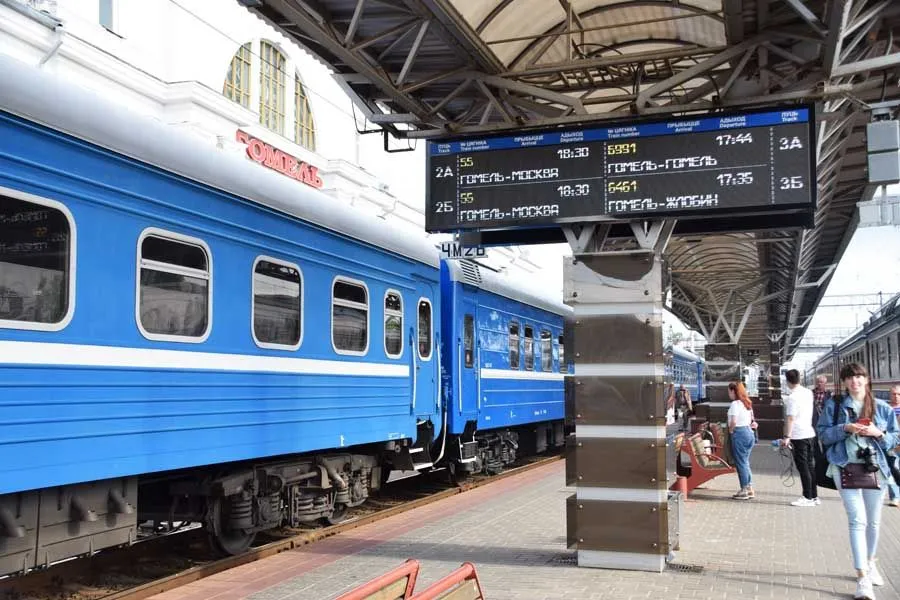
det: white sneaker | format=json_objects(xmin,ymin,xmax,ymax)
[
  {"xmin": 790, "ymin": 497, "xmax": 814, "ymax": 507},
  {"xmin": 854, "ymin": 576, "xmax": 875, "ymax": 600},
  {"xmin": 812, "ymin": 498, "xmax": 821, "ymax": 505},
  {"xmin": 868, "ymin": 560, "xmax": 885, "ymax": 586}
]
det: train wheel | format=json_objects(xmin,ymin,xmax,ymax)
[
  {"xmin": 448, "ymin": 462, "xmax": 468, "ymax": 486},
  {"xmin": 206, "ymin": 496, "xmax": 256, "ymax": 556},
  {"xmin": 326, "ymin": 503, "xmax": 348, "ymax": 525}
]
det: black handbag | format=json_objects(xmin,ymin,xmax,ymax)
[{"xmin": 840, "ymin": 463, "xmax": 880, "ymax": 489}]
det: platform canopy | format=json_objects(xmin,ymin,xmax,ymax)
[{"xmin": 240, "ymin": 0, "xmax": 900, "ymax": 362}]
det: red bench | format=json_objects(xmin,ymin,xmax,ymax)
[
  {"xmin": 670, "ymin": 432, "xmax": 735, "ymax": 495},
  {"xmin": 336, "ymin": 559, "xmax": 420, "ymax": 600},
  {"xmin": 337, "ymin": 560, "xmax": 485, "ymax": 600}
]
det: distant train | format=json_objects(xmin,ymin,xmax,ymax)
[
  {"xmin": 0, "ymin": 56, "xmax": 570, "ymax": 576},
  {"xmin": 665, "ymin": 345, "xmax": 706, "ymax": 402},
  {"xmin": 810, "ymin": 293, "xmax": 900, "ymax": 399}
]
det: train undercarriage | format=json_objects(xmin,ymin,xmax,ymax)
[
  {"xmin": 0, "ymin": 440, "xmax": 406, "ymax": 574},
  {"xmin": 140, "ymin": 442, "xmax": 405, "ymax": 556},
  {"xmin": 446, "ymin": 421, "xmax": 566, "ymax": 479},
  {"xmin": 0, "ymin": 421, "xmax": 565, "ymax": 576}
]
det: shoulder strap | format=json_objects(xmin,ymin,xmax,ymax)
[{"xmin": 832, "ymin": 397, "xmax": 841, "ymax": 427}]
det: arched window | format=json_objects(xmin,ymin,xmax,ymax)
[
  {"xmin": 259, "ymin": 41, "xmax": 286, "ymax": 133},
  {"xmin": 295, "ymin": 77, "xmax": 316, "ymax": 151},
  {"xmin": 223, "ymin": 43, "xmax": 251, "ymax": 108},
  {"xmin": 222, "ymin": 41, "xmax": 317, "ymax": 151}
]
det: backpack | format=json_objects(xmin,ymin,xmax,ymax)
[{"xmin": 815, "ymin": 397, "xmax": 842, "ymax": 491}]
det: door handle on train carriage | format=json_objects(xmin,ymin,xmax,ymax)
[
  {"xmin": 476, "ymin": 341, "xmax": 482, "ymax": 411},
  {"xmin": 409, "ymin": 327, "xmax": 417, "ymax": 412},
  {"xmin": 434, "ymin": 333, "xmax": 441, "ymax": 413},
  {"xmin": 457, "ymin": 340, "xmax": 464, "ymax": 415}
]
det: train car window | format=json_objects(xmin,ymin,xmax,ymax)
[
  {"xmin": 524, "ymin": 326, "xmax": 534, "ymax": 370},
  {"xmin": 509, "ymin": 322, "xmax": 520, "ymax": 369},
  {"xmin": 896, "ymin": 333, "xmax": 900, "ymax": 377},
  {"xmin": 891, "ymin": 331, "xmax": 900, "ymax": 379},
  {"xmin": 252, "ymin": 257, "xmax": 302, "ymax": 349},
  {"xmin": 464, "ymin": 314, "xmax": 475, "ymax": 368},
  {"xmin": 138, "ymin": 230, "xmax": 210, "ymax": 341},
  {"xmin": 0, "ymin": 193, "xmax": 74, "ymax": 330},
  {"xmin": 540, "ymin": 330, "xmax": 552, "ymax": 371},
  {"xmin": 332, "ymin": 278, "xmax": 368, "ymax": 354},
  {"xmin": 887, "ymin": 335, "xmax": 894, "ymax": 379},
  {"xmin": 417, "ymin": 299, "xmax": 432, "ymax": 359},
  {"xmin": 384, "ymin": 291, "xmax": 403, "ymax": 358},
  {"xmin": 558, "ymin": 335, "xmax": 567, "ymax": 373}
]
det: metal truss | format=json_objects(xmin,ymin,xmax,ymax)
[
  {"xmin": 240, "ymin": 0, "xmax": 900, "ymax": 363},
  {"xmin": 241, "ymin": 0, "xmax": 900, "ymax": 136}
]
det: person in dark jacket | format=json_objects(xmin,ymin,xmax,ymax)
[{"xmin": 817, "ymin": 363, "xmax": 899, "ymax": 600}]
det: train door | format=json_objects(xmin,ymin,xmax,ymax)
[
  {"xmin": 403, "ymin": 287, "xmax": 438, "ymax": 470},
  {"xmin": 413, "ymin": 290, "xmax": 438, "ymax": 420},
  {"xmin": 457, "ymin": 295, "xmax": 478, "ymax": 421}
]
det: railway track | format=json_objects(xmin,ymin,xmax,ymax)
[{"xmin": 0, "ymin": 454, "xmax": 561, "ymax": 600}]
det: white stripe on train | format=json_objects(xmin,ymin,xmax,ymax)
[
  {"xmin": 0, "ymin": 340, "xmax": 409, "ymax": 377},
  {"xmin": 479, "ymin": 369, "xmax": 566, "ymax": 381}
]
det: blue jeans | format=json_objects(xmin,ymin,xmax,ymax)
[
  {"xmin": 730, "ymin": 426, "xmax": 754, "ymax": 489},
  {"xmin": 834, "ymin": 473, "xmax": 886, "ymax": 571},
  {"xmin": 888, "ymin": 479, "xmax": 899, "ymax": 501}
]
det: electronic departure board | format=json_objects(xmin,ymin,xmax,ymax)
[{"xmin": 425, "ymin": 106, "xmax": 815, "ymax": 233}]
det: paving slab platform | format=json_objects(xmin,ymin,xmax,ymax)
[{"xmin": 150, "ymin": 447, "xmax": 900, "ymax": 600}]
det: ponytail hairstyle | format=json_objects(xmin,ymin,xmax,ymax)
[
  {"xmin": 839, "ymin": 362, "xmax": 875, "ymax": 420},
  {"xmin": 728, "ymin": 381, "xmax": 752, "ymax": 411}
]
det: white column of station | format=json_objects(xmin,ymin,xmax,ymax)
[{"xmin": 563, "ymin": 221, "xmax": 676, "ymax": 572}]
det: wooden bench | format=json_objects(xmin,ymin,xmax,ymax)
[
  {"xmin": 669, "ymin": 433, "xmax": 735, "ymax": 495},
  {"xmin": 411, "ymin": 562, "xmax": 485, "ymax": 600},
  {"xmin": 707, "ymin": 422, "xmax": 734, "ymax": 466},
  {"xmin": 337, "ymin": 561, "xmax": 485, "ymax": 600},
  {"xmin": 336, "ymin": 559, "xmax": 420, "ymax": 600}
]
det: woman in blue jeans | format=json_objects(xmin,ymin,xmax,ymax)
[
  {"xmin": 727, "ymin": 382, "xmax": 756, "ymax": 500},
  {"xmin": 818, "ymin": 363, "xmax": 899, "ymax": 600}
]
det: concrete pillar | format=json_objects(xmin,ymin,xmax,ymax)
[
  {"xmin": 703, "ymin": 344, "xmax": 741, "ymax": 423},
  {"xmin": 563, "ymin": 247, "xmax": 671, "ymax": 572}
]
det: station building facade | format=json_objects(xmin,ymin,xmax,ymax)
[{"xmin": 0, "ymin": 0, "xmax": 546, "ymax": 275}]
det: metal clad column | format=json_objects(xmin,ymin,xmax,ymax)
[
  {"xmin": 563, "ymin": 250, "xmax": 669, "ymax": 572},
  {"xmin": 758, "ymin": 365, "xmax": 770, "ymax": 403},
  {"xmin": 769, "ymin": 345, "xmax": 782, "ymax": 403},
  {"xmin": 703, "ymin": 344, "xmax": 741, "ymax": 424}
]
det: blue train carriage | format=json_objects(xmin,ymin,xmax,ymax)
[
  {"xmin": 665, "ymin": 345, "xmax": 705, "ymax": 403},
  {"xmin": 811, "ymin": 347, "xmax": 840, "ymax": 393},
  {"xmin": 0, "ymin": 55, "xmax": 441, "ymax": 575},
  {"xmin": 439, "ymin": 260, "xmax": 572, "ymax": 476},
  {"xmin": 857, "ymin": 293, "xmax": 899, "ymax": 400},
  {"xmin": 829, "ymin": 293, "xmax": 899, "ymax": 400}
]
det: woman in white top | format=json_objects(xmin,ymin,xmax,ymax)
[{"xmin": 727, "ymin": 381, "xmax": 756, "ymax": 500}]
